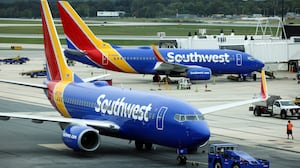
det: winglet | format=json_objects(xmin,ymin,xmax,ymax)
[
  {"xmin": 152, "ymin": 45, "xmax": 166, "ymax": 63},
  {"xmin": 261, "ymin": 69, "xmax": 268, "ymax": 100}
]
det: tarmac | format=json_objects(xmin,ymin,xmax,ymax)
[{"xmin": 0, "ymin": 48, "xmax": 300, "ymax": 167}]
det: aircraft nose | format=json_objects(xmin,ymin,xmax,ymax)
[
  {"xmin": 190, "ymin": 121, "xmax": 210, "ymax": 146},
  {"xmin": 256, "ymin": 59, "xmax": 265, "ymax": 69}
]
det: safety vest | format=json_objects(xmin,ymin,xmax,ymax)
[{"xmin": 287, "ymin": 123, "xmax": 293, "ymax": 131}]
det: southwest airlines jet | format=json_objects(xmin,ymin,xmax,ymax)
[
  {"xmin": 57, "ymin": 1, "xmax": 264, "ymax": 81},
  {"xmin": 0, "ymin": 0, "xmax": 267, "ymax": 165}
]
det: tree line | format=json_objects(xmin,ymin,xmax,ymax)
[{"xmin": 0, "ymin": 0, "xmax": 299, "ymax": 18}]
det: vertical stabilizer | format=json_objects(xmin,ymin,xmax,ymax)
[
  {"xmin": 57, "ymin": 1, "xmax": 106, "ymax": 51},
  {"xmin": 57, "ymin": 1, "xmax": 136, "ymax": 73},
  {"xmin": 41, "ymin": 0, "xmax": 80, "ymax": 82}
]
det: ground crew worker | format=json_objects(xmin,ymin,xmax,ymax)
[{"xmin": 287, "ymin": 120, "xmax": 294, "ymax": 140}]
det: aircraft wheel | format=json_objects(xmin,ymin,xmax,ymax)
[
  {"xmin": 145, "ymin": 143, "xmax": 153, "ymax": 150},
  {"xmin": 135, "ymin": 141, "xmax": 144, "ymax": 151},
  {"xmin": 214, "ymin": 160, "xmax": 222, "ymax": 168},
  {"xmin": 176, "ymin": 155, "xmax": 187, "ymax": 165},
  {"xmin": 152, "ymin": 74, "xmax": 160, "ymax": 82},
  {"xmin": 232, "ymin": 163, "xmax": 240, "ymax": 168}
]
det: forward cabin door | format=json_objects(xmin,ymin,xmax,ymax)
[
  {"xmin": 102, "ymin": 55, "xmax": 108, "ymax": 65},
  {"xmin": 156, "ymin": 107, "xmax": 168, "ymax": 130},
  {"xmin": 236, "ymin": 54, "xmax": 242, "ymax": 66}
]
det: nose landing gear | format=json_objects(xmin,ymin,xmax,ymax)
[{"xmin": 176, "ymin": 148, "xmax": 188, "ymax": 165}]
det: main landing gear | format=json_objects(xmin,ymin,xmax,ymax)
[
  {"xmin": 135, "ymin": 140, "xmax": 153, "ymax": 151},
  {"xmin": 152, "ymin": 74, "xmax": 161, "ymax": 82}
]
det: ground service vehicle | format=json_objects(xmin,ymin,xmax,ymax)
[
  {"xmin": 250, "ymin": 95, "xmax": 300, "ymax": 119},
  {"xmin": 0, "ymin": 56, "xmax": 29, "ymax": 64},
  {"xmin": 294, "ymin": 96, "xmax": 300, "ymax": 105},
  {"xmin": 177, "ymin": 78, "xmax": 192, "ymax": 90},
  {"xmin": 208, "ymin": 143, "xmax": 270, "ymax": 168},
  {"xmin": 21, "ymin": 69, "xmax": 47, "ymax": 78}
]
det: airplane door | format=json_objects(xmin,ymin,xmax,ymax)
[
  {"xmin": 156, "ymin": 107, "xmax": 168, "ymax": 131},
  {"xmin": 273, "ymin": 101, "xmax": 280, "ymax": 115},
  {"xmin": 102, "ymin": 55, "xmax": 108, "ymax": 65},
  {"xmin": 236, "ymin": 54, "xmax": 242, "ymax": 66}
]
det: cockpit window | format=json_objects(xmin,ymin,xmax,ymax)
[
  {"xmin": 174, "ymin": 114, "xmax": 204, "ymax": 122},
  {"xmin": 186, "ymin": 115, "xmax": 198, "ymax": 120},
  {"xmin": 247, "ymin": 56, "xmax": 255, "ymax": 60}
]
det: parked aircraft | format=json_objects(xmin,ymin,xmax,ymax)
[
  {"xmin": 57, "ymin": 1, "xmax": 265, "ymax": 82},
  {"xmin": 0, "ymin": 0, "xmax": 267, "ymax": 165}
]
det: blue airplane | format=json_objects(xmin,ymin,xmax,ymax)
[
  {"xmin": 57, "ymin": 1, "xmax": 264, "ymax": 82},
  {"xmin": 0, "ymin": 0, "xmax": 267, "ymax": 165}
]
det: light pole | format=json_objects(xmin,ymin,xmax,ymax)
[{"xmin": 281, "ymin": 0, "xmax": 284, "ymax": 22}]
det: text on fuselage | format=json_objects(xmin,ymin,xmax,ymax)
[
  {"xmin": 167, "ymin": 52, "xmax": 230, "ymax": 63},
  {"xmin": 95, "ymin": 94, "xmax": 152, "ymax": 122}
]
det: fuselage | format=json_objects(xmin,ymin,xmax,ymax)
[
  {"xmin": 64, "ymin": 46, "xmax": 264, "ymax": 75},
  {"xmin": 46, "ymin": 81, "xmax": 210, "ymax": 148}
]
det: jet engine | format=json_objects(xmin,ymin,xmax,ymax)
[
  {"xmin": 62, "ymin": 125, "xmax": 100, "ymax": 152},
  {"xmin": 186, "ymin": 67, "xmax": 211, "ymax": 80}
]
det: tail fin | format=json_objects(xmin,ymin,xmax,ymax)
[
  {"xmin": 57, "ymin": 1, "xmax": 136, "ymax": 73},
  {"xmin": 57, "ymin": 1, "xmax": 108, "ymax": 51},
  {"xmin": 41, "ymin": 0, "xmax": 81, "ymax": 82}
]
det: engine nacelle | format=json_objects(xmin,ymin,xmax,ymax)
[
  {"xmin": 186, "ymin": 67, "xmax": 211, "ymax": 80},
  {"xmin": 94, "ymin": 81, "xmax": 109, "ymax": 87},
  {"xmin": 62, "ymin": 125, "xmax": 100, "ymax": 152}
]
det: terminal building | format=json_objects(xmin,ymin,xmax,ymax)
[
  {"xmin": 159, "ymin": 18, "xmax": 300, "ymax": 73},
  {"xmin": 96, "ymin": 11, "xmax": 125, "ymax": 17}
]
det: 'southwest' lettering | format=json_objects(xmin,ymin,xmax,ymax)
[
  {"xmin": 95, "ymin": 94, "xmax": 152, "ymax": 122},
  {"xmin": 167, "ymin": 52, "xmax": 230, "ymax": 63}
]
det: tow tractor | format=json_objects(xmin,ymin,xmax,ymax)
[
  {"xmin": 177, "ymin": 143, "xmax": 270, "ymax": 167},
  {"xmin": 0, "ymin": 56, "xmax": 29, "ymax": 64},
  {"xmin": 20, "ymin": 69, "xmax": 47, "ymax": 78},
  {"xmin": 177, "ymin": 78, "xmax": 192, "ymax": 90},
  {"xmin": 208, "ymin": 143, "xmax": 270, "ymax": 168}
]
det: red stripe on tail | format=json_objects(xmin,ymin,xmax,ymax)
[{"xmin": 41, "ymin": 1, "xmax": 61, "ymax": 81}]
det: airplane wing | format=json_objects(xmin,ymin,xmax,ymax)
[
  {"xmin": 152, "ymin": 45, "xmax": 188, "ymax": 73},
  {"xmin": 153, "ymin": 61, "xmax": 187, "ymax": 72},
  {"xmin": 200, "ymin": 97, "xmax": 263, "ymax": 115},
  {"xmin": 0, "ymin": 112, "xmax": 120, "ymax": 130},
  {"xmin": 200, "ymin": 70, "xmax": 268, "ymax": 115}
]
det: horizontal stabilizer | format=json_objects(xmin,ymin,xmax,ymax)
[
  {"xmin": 64, "ymin": 48, "xmax": 87, "ymax": 57},
  {"xmin": 0, "ymin": 79, "xmax": 47, "ymax": 89},
  {"xmin": 82, "ymin": 74, "xmax": 111, "ymax": 83}
]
